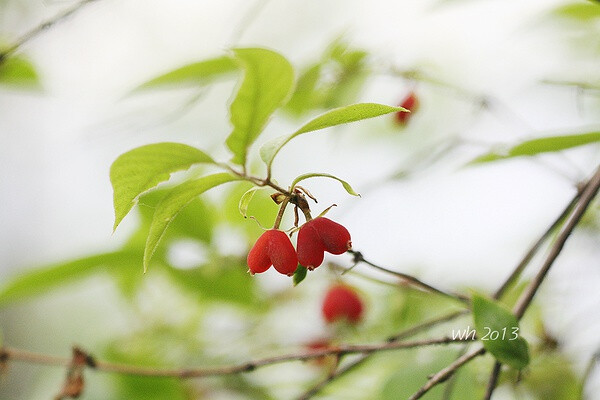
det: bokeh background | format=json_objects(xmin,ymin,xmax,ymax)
[{"xmin": 1, "ymin": 0, "xmax": 600, "ymax": 399}]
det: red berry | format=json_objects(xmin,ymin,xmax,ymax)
[
  {"xmin": 297, "ymin": 217, "xmax": 352, "ymax": 269},
  {"xmin": 321, "ymin": 284, "xmax": 364, "ymax": 324},
  {"xmin": 247, "ymin": 229, "xmax": 298, "ymax": 276},
  {"xmin": 395, "ymin": 91, "xmax": 419, "ymax": 125}
]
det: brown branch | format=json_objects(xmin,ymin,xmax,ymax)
[
  {"xmin": 513, "ymin": 164, "xmax": 600, "ymax": 319},
  {"xmin": 441, "ymin": 344, "xmax": 470, "ymax": 400},
  {"xmin": 483, "ymin": 361, "xmax": 502, "ymax": 400},
  {"xmin": 296, "ymin": 310, "xmax": 468, "ymax": 400},
  {"xmin": 411, "ymin": 163, "xmax": 600, "ymax": 400},
  {"xmin": 349, "ymin": 250, "xmax": 470, "ymax": 304},
  {"xmin": 0, "ymin": 0, "xmax": 99, "ymax": 63},
  {"xmin": 493, "ymin": 189, "xmax": 581, "ymax": 300},
  {"xmin": 0, "ymin": 337, "xmax": 470, "ymax": 379},
  {"xmin": 408, "ymin": 346, "xmax": 486, "ymax": 400}
]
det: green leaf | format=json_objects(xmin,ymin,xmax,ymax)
[
  {"xmin": 226, "ymin": 48, "xmax": 295, "ymax": 166},
  {"xmin": 223, "ymin": 182, "xmax": 279, "ymax": 240},
  {"xmin": 284, "ymin": 63, "xmax": 323, "ymax": 116},
  {"xmin": 471, "ymin": 131, "xmax": 600, "ymax": 164},
  {"xmin": 472, "ymin": 294, "xmax": 530, "ymax": 369},
  {"xmin": 0, "ymin": 56, "xmax": 40, "ymax": 88},
  {"xmin": 133, "ymin": 55, "xmax": 238, "ymax": 91},
  {"xmin": 552, "ymin": 3, "xmax": 600, "ymax": 22},
  {"xmin": 138, "ymin": 190, "xmax": 216, "ymax": 244},
  {"xmin": 166, "ymin": 259, "xmax": 259, "ymax": 308},
  {"xmin": 144, "ymin": 173, "xmax": 239, "ymax": 272},
  {"xmin": 260, "ymin": 103, "xmax": 404, "ymax": 171},
  {"xmin": 293, "ymin": 265, "xmax": 307, "ymax": 286},
  {"xmin": 105, "ymin": 343, "xmax": 188, "ymax": 400},
  {"xmin": 238, "ymin": 187, "xmax": 262, "ymax": 218},
  {"xmin": 110, "ymin": 142, "xmax": 216, "ymax": 231},
  {"xmin": 0, "ymin": 251, "xmax": 141, "ymax": 306},
  {"xmin": 291, "ymin": 172, "xmax": 360, "ymax": 196}
]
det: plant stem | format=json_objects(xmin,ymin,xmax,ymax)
[
  {"xmin": 0, "ymin": 337, "xmax": 469, "ymax": 379},
  {"xmin": 493, "ymin": 190, "xmax": 581, "ymax": 300},
  {"xmin": 349, "ymin": 250, "xmax": 470, "ymax": 305},
  {"xmin": 296, "ymin": 310, "xmax": 468, "ymax": 400},
  {"xmin": 273, "ymin": 197, "xmax": 290, "ymax": 229},
  {"xmin": 513, "ymin": 164, "xmax": 600, "ymax": 319},
  {"xmin": 0, "ymin": 0, "xmax": 99, "ymax": 62},
  {"xmin": 408, "ymin": 346, "xmax": 486, "ymax": 400},
  {"xmin": 483, "ymin": 361, "xmax": 502, "ymax": 400}
]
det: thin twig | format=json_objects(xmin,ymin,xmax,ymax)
[
  {"xmin": 350, "ymin": 250, "xmax": 470, "ymax": 304},
  {"xmin": 483, "ymin": 361, "xmax": 502, "ymax": 400},
  {"xmin": 441, "ymin": 344, "xmax": 470, "ymax": 400},
  {"xmin": 412, "ymin": 163, "xmax": 600, "ymax": 400},
  {"xmin": 408, "ymin": 346, "xmax": 486, "ymax": 400},
  {"xmin": 296, "ymin": 310, "xmax": 468, "ymax": 400},
  {"xmin": 579, "ymin": 350, "xmax": 600, "ymax": 399},
  {"xmin": 493, "ymin": 189, "xmax": 582, "ymax": 300},
  {"xmin": 0, "ymin": 337, "xmax": 470, "ymax": 379},
  {"xmin": 228, "ymin": 0, "xmax": 271, "ymax": 45},
  {"xmin": 0, "ymin": 0, "xmax": 99, "ymax": 62},
  {"xmin": 513, "ymin": 164, "xmax": 600, "ymax": 319}
]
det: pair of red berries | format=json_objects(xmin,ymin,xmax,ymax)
[{"xmin": 247, "ymin": 217, "xmax": 352, "ymax": 276}]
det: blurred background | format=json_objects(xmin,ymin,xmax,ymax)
[{"xmin": 1, "ymin": 0, "xmax": 600, "ymax": 399}]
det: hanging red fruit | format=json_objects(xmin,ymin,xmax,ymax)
[
  {"xmin": 322, "ymin": 284, "xmax": 364, "ymax": 324},
  {"xmin": 247, "ymin": 229, "xmax": 298, "ymax": 276},
  {"xmin": 395, "ymin": 91, "xmax": 419, "ymax": 126},
  {"xmin": 297, "ymin": 217, "xmax": 352, "ymax": 270}
]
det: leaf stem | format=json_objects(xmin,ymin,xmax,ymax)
[{"xmin": 273, "ymin": 197, "xmax": 290, "ymax": 229}]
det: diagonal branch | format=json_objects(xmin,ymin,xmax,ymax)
[
  {"xmin": 0, "ymin": 0, "xmax": 99, "ymax": 63},
  {"xmin": 408, "ymin": 346, "xmax": 486, "ymax": 400},
  {"xmin": 295, "ymin": 310, "xmax": 468, "ymax": 400},
  {"xmin": 349, "ymin": 250, "xmax": 470, "ymax": 304},
  {"xmin": 513, "ymin": 164, "xmax": 600, "ymax": 319},
  {"xmin": 410, "ymin": 162, "xmax": 600, "ymax": 400}
]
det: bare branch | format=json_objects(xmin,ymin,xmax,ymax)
[
  {"xmin": 349, "ymin": 250, "xmax": 470, "ymax": 304},
  {"xmin": 408, "ymin": 346, "xmax": 486, "ymax": 400},
  {"xmin": 0, "ymin": 337, "xmax": 470, "ymax": 379},
  {"xmin": 483, "ymin": 361, "xmax": 502, "ymax": 400},
  {"xmin": 513, "ymin": 164, "xmax": 600, "ymax": 319},
  {"xmin": 0, "ymin": 0, "xmax": 99, "ymax": 62},
  {"xmin": 296, "ymin": 310, "xmax": 468, "ymax": 400},
  {"xmin": 493, "ymin": 190, "xmax": 581, "ymax": 300}
]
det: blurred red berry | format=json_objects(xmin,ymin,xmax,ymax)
[
  {"xmin": 247, "ymin": 229, "xmax": 298, "ymax": 276},
  {"xmin": 395, "ymin": 91, "xmax": 419, "ymax": 125},
  {"xmin": 297, "ymin": 217, "xmax": 351, "ymax": 269},
  {"xmin": 322, "ymin": 284, "xmax": 364, "ymax": 324}
]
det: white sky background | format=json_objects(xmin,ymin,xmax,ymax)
[{"xmin": 1, "ymin": 0, "xmax": 600, "ymax": 398}]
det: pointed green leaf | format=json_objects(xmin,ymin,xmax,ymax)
[
  {"xmin": 293, "ymin": 265, "xmax": 307, "ymax": 286},
  {"xmin": 472, "ymin": 294, "xmax": 530, "ymax": 369},
  {"xmin": 133, "ymin": 55, "xmax": 238, "ymax": 91},
  {"xmin": 291, "ymin": 172, "xmax": 360, "ymax": 196},
  {"xmin": 470, "ymin": 131, "xmax": 600, "ymax": 164},
  {"xmin": 110, "ymin": 142, "xmax": 216, "ymax": 231},
  {"xmin": 0, "ymin": 56, "xmax": 40, "ymax": 89},
  {"xmin": 284, "ymin": 63, "xmax": 323, "ymax": 116},
  {"xmin": 144, "ymin": 173, "xmax": 239, "ymax": 272},
  {"xmin": 238, "ymin": 187, "xmax": 262, "ymax": 218},
  {"xmin": 0, "ymin": 251, "xmax": 141, "ymax": 306},
  {"xmin": 260, "ymin": 103, "xmax": 403, "ymax": 171},
  {"xmin": 226, "ymin": 48, "xmax": 294, "ymax": 166}
]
